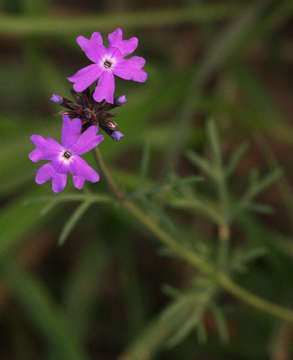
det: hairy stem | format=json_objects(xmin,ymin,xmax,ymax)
[{"xmin": 93, "ymin": 148, "xmax": 293, "ymax": 323}]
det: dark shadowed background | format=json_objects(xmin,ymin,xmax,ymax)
[{"xmin": 1, "ymin": 0, "xmax": 293, "ymax": 359}]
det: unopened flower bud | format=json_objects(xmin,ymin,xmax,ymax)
[
  {"xmin": 50, "ymin": 93, "xmax": 63, "ymax": 105},
  {"xmin": 107, "ymin": 121, "xmax": 117, "ymax": 130},
  {"xmin": 111, "ymin": 131, "xmax": 124, "ymax": 141},
  {"xmin": 115, "ymin": 95, "xmax": 127, "ymax": 106}
]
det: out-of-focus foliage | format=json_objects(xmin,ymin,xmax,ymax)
[{"xmin": 1, "ymin": 0, "xmax": 293, "ymax": 359}]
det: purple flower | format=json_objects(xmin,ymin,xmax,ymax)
[
  {"xmin": 67, "ymin": 28, "xmax": 147, "ymax": 104},
  {"xmin": 29, "ymin": 115, "xmax": 104, "ymax": 193},
  {"xmin": 50, "ymin": 93, "xmax": 63, "ymax": 105},
  {"xmin": 111, "ymin": 131, "xmax": 124, "ymax": 141},
  {"xmin": 115, "ymin": 95, "xmax": 127, "ymax": 105}
]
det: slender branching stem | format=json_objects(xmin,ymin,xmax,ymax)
[
  {"xmin": 93, "ymin": 148, "xmax": 125, "ymax": 202},
  {"xmin": 216, "ymin": 171, "xmax": 230, "ymax": 270},
  {"xmin": 218, "ymin": 223, "xmax": 230, "ymax": 270},
  {"xmin": 93, "ymin": 148, "xmax": 293, "ymax": 324}
]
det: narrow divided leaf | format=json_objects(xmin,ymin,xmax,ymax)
[
  {"xmin": 210, "ymin": 303, "xmax": 229, "ymax": 343},
  {"xmin": 207, "ymin": 119, "xmax": 222, "ymax": 167},
  {"xmin": 186, "ymin": 150, "xmax": 215, "ymax": 178},
  {"xmin": 226, "ymin": 142, "xmax": 249, "ymax": 176}
]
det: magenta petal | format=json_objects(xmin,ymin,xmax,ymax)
[
  {"xmin": 29, "ymin": 148, "xmax": 43, "ymax": 163},
  {"xmin": 30, "ymin": 135, "xmax": 62, "ymax": 160},
  {"xmin": 77, "ymin": 32, "xmax": 103, "ymax": 62},
  {"xmin": 35, "ymin": 163, "xmax": 54, "ymax": 184},
  {"xmin": 68, "ymin": 64, "xmax": 103, "ymax": 93},
  {"xmin": 52, "ymin": 173, "xmax": 67, "ymax": 193},
  {"xmin": 69, "ymin": 156, "xmax": 100, "ymax": 182},
  {"xmin": 108, "ymin": 28, "xmax": 122, "ymax": 44},
  {"xmin": 73, "ymin": 175, "xmax": 86, "ymax": 190},
  {"xmin": 51, "ymin": 159, "xmax": 70, "ymax": 174},
  {"xmin": 62, "ymin": 115, "xmax": 81, "ymax": 148},
  {"xmin": 113, "ymin": 56, "xmax": 147, "ymax": 82},
  {"xmin": 72, "ymin": 126, "xmax": 104, "ymax": 155},
  {"xmin": 107, "ymin": 46, "xmax": 122, "ymax": 60},
  {"xmin": 93, "ymin": 71, "xmax": 115, "ymax": 104},
  {"xmin": 108, "ymin": 28, "xmax": 138, "ymax": 56}
]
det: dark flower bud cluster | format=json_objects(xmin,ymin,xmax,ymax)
[{"xmin": 50, "ymin": 90, "xmax": 126, "ymax": 141}]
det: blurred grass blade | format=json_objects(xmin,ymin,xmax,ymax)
[
  {"xmin": 0, "ymin": 259, "xmax": 88, "ymax": 360},
  {"xmin": 0, "ymin": 4, "xmax": 245, "ymax": 36},
  {"xmin": 138, "ymin": 141, "xmax": 151, "ymax": 190},
  {"xmin": 166, "ymin": 0, "xmax": 269, "ymax": 168},
  {"xmin": 197, "ymin": 321, "xmax": 208, "ymax": 343},
  {"xmin": 120, "ymin": 296, "xmax": 195, "ymax": 360},
  {"xmin": 64, "ymin": 241, "xmax": 109, "ymax": 339},
  {"xmin": 58, "ymin": 201, "xmax": 93, "ymax": 246},
  {"xmin": 0, "ymin": 188, "xmax": 57, "ymax": 257}
]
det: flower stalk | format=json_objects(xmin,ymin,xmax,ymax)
[{"xmin": 93, "ymin": 148, "xmax": 293, "ymax": 324}]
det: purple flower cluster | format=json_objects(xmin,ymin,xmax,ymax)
[{"xmin": 29, "ymin": 28, "xmax": 147, "ymax": 192}]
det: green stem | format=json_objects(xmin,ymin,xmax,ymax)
[
  {"xmin": 93, "ymin": 148, "xmax": 293, "ymax": 324},
  {"xmin": 216, "ymin": 172, "xmax": 230, "ymax": 269}
]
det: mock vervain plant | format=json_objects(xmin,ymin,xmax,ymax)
[{"xmin": 28, "ymin": 27, "xmax": 293, "ymax": 350}]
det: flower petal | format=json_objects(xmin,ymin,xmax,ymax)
[
  {"xmin": 29, "ymin": 148, "xmax": 43, "ymax": 163},
  {"xmin": 71, "ymin": 126, "xmax": 104, "ymax": 155},
  {"xmin": 62, "ymin": 115, "xmax": 82, "ymax": 148},
  {"xmin": 35, "ymin": 163, "xmax": 54, "ymax": 184},
  {"xmin": 52, "ymin": 173, "xmax": 67, "ymax": 193},
  {"xmin": 93, "ymin": 71, "xmax": 115, "ymax": 104},
  {"xmin": 51, "ymin": 158, "xmax": 70, "ymax": 174},
  {"xmin": 69, "ymin": 156, "xmax": 100, "ymax": 182},
  {"xmin": 106, "ymin": 46, "xmax": 122, "ymax": 61},
  {"xmin": 30, "ymin": 135, "xmax": 63, "ymax": 160},
  {"xmin": 108, "ymin": 28, "xmax": 138, "ymax": 56},
  {"xmin": 68, "ymin": 64, "xmax": 103, "ymax": 93},
  {"xmin": 77, "ymin": 32, "xmax": 104, "ymax": 63},
  {"xmin": 113, "ymin": 56, "xmax": 147, "ymax": 82},
  {"xmin": 73, "ymin": 175, "xmax": 86, "ymax": 190}
]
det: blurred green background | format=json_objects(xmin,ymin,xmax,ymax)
[{"xmin": 1, "ymin": 0, "xmax": 293, "ymax": 359}]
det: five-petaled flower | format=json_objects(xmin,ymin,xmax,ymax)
[
  {"xmin": 29, "ymin": 115, "xmax": 104, "ymax": 193},
  {"xmin": 67, "ymin": 28, "xmax": 147, "ymax": 104}
]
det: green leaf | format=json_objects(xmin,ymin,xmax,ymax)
[
  {"xmin": 0, "ymin": 259, "xmax": 88, "ymax": 360},
  {"xmin": 207, "ymin": 119, "xmax": 222, "ymax": 168},
  {"xmin": 0, "ymin": 188, "xmax": 56, "ymax": 257},
  {"xmin": 236, "ymin": 168, "xmax": 283, "ymax": 215},
  {"xmin": 64, "ymin": 241, "xmax": 109, "ymax": 339},
  {"xmin": 210, "ymin": 303, "xmax": 229, "ymax": 343},
  {"xmin": 226, "ymin": 142, "xmax": 249, "ymax": 176},
  {"xmin": 58, "ymin": 201, "xmax": 93, "ymax": 246},
  {"xmin": 0, "ymin": 4, "xmax": 244, "ymax": 36},
  {"xmin": 230, "ymin": 247, "xmax": 267, "ymax": 274},
  {"xmin": 169, "ymin": 197, "xmax": 223, "ymax": 225},
  {"xmin": 138, "ymin": 141, "xmax": 151, "ymax": 190},
  {"xmin": 186, "ymin": 150, "xmax": 215, "ymax": 178},
  {"xmin": 166, "ymin": 305, "xmax": 205, "ymax": 348}
]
